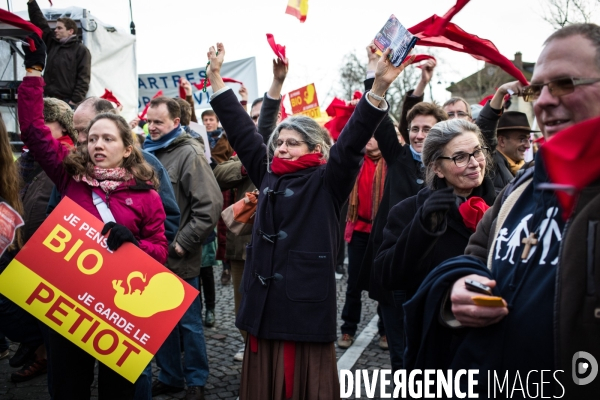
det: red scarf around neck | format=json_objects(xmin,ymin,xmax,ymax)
[{"xmin": 270, "ymin": 153, "xmax": 325, "ymax": 175}]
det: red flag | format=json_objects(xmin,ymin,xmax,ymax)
[
  {"xmin": 192, "ymin": 77, "xmax": 244, "ymax": 91},
  {"xmin": 423, "ymin": 0, "xmax": 471, "ymax": 37},
  {"xmin": 0, "ymin": 9, "xmax": 43, "ymax": 51},
  {"xmin": 408, "ymin": 17, "xmax": 528, "ymax": 85},
  {"xmin": 178, "ymin": 79, "xmax": 186, "ymax": 99},
  {"xmin": 266, "ymin": 33, "xmax": 286, "ymax": 62},
  {"xmin": 324, "ymin": 98, "xmax": 355, "ymax": 141},
  {"xmin": 100, "ymin": 89, "xmax": 121, "ymax": 108},
  {"xmin": 541, "ymin": 115, "xmax": 600, "ymax": 219},
  {"xmin": 138, "ymin": 90, "xmax": 163, "ymax": 120},
  {"xmin": 285, "ymin": 0, "xmax": 308, "ymax": 22}
]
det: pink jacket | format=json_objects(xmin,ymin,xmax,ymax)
[{"xmin": 18, "ymin": 77, "xmax": 168, "ymax": 264}]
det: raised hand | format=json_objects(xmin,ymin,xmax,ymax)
[
  {"xmin": 272, "ymin": 57, "xmax": 289, "ymax": 83},
  {"xmin": 371, "ymin": 48, "xmax": 416, "ymax": 98},
  {"xmin": 23, "ymin": 33, "xmax": 46, "ymax": 70},
  {"xmin": 180, "ymin": 78, "xmax": 193, "ymax": 96},
  {"xmin": 420, "ymin": 58, "xmax": 437, "ymax": 85},
  {"xmin": 206, "ymin": 42, "xmax": 225, "ymax": 78},
  {"xmin": 239, "ymin": 85, "xmax": 248, "ymax": 101},
  {"xmin": 491, "ymin": 80, "xmax": 525, "ymax": 109}
]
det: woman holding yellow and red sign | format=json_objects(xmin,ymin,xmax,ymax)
[
  {"xmin": 206, "ymin": 42, "xmax": 414, "ymax": 400},
  {"xmin": 17, "ymin": 33, "xmax": 168, "ymax": 400}
]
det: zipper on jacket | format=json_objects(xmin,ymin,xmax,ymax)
[{"xmin": 553, "ymin": 216, "xmax": 572, "ymax": 378}]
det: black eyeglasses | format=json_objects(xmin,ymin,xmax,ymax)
[
  {"xmin": 275, "ymin": 139, "xmax": 306, "ymax": 148},
  {"xmin": 438, "ymin": 147, "xmax": 488, "ymax": 168},
  {"xmin": 522, "ymin": 77, "xmax": 600, "ymax": 102}
]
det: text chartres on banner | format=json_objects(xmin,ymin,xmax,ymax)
[{"xmin": 138, "ymin": 57, "xmax": 258, "ymax": 112}]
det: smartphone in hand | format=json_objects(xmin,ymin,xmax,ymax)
[{"xmin": 465, "ymin": 279, "xmax": 505, "ymax": 307}]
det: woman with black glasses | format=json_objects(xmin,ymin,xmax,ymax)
[{"xmin": 374, "ymin": 119, "xmax": 496, "ymax": 297}]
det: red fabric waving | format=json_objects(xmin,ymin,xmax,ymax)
[
  {"xmin": 178, "ymin": 79, "xmax": 186, "ymax": 98},
  {"xmin": 100, "ymin": 89, "xmax": 121, "ymax": 107},
  {"xmin": 423, "ymin": 0, "xmax": 471, "ymax": 37},
  {"xmin": 266, "ymin": 33, "xmax": 287, "ymax": 62},
  {"xmin": 458, "ymin": 196, "xmax": 490, "ymax": 231},
  {"xmin": 270, "ymin": 153, "xmax": 325, "ymax": 175},
  {"xmin": 0, "ymin": 9, "xmax": 43, "ymax": 51},
  {"xmin": 541, "ymin": 115, "xmax": 600, "ymax": 219},
  {"xmin": 324, "ymin": 98, "xmax": 355, "ymax": 141},
  {"xmin": 138, "ymin": 90, "xmax": 163, "ymax": 120},
  {"xmin": 409, "ymin": 16, "xmax": 528, "ymax": 85},
  {"xmin": 192, "ymin": 77, "xmax": 243, "ymax": 91}
]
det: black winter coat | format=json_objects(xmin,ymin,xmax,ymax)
[
  {"xmin": 210, "ymin": 88, "xmax": 387, "ymax": 342},
  {"xmin": 357, "ymin": 86, "xmax": 425, "ymax": 304},
  {"xmin": 28, "ymin": 0, "xmax": 91, "ymax": 103},
  {"xmin": 374, "ymin": 178, "xmax": 496, "ymax": 295}
]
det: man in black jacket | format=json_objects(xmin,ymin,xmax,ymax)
[{"xmin": 28, "ymin": 0, "xmax": 91, "ymax": 106}]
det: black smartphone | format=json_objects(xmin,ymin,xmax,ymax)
[{"xmin": 464, "ymin": 279, "xmax": 493, "ymax": 296}]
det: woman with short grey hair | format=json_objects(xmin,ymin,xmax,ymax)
[
  {"xmin": 374, "ymin": 117, "xmax": 496, "ymax": 298},
  {"xmin": 207, "ymin": 43, "xmax": 414, "ymax": 399},
  {"xmin": 266, "ymin": 115, "xmax": 333, "ymax": 167}
]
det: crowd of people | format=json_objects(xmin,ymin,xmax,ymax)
[{"xmin": 1, "ymin": 3, "xmax": 600, "ymax": 398}]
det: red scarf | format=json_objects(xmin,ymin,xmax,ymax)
[
  {"xmin": 458, "ymin": 196, "xmax": 490, "ymax": 232},
  {"xmin": 100, "ymin": 89, "xmax": 121, "ymax": 108},
  {"xmin": 270, "ymin": 153, "xmax": 325, "ymax": 175},
  {"xmin": 541, "ymin": 115, "xmax": 600, "ymax": 219},
  {"xmin": 0, "ymin": 9, "xmax": 43, "ymax": 51},
  {"xmin": 408, "ymin": 14, "xmax": 528, "ymax": 85}
]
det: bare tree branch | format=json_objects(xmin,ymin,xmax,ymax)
[{"xmin": 541, "ymin": 0, "xmax": 595, "ymax": 28}]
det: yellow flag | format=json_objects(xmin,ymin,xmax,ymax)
[{"xmin": 285, "ymin": 0, "xmax": 308, "ymax": 22}]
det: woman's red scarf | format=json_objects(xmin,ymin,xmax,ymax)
[
  {"xmin": 270, "ymin": 153, "xmax": 325, "ymax": 175},
  {"xmin": 458, "ymin": 196, "xmax": 490, "ymax": 231}
]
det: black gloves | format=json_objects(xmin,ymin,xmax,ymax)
[
  {"xmin": 101, "ymin": 222, "xmax": 139, "ymax": 251},
  {"xmin": 420, "ymin": 186, "xmax": 456, "ymax": 231},
  {"xmin": 23, "ymin": 33, "xmax": 47, "ymax": 70}
]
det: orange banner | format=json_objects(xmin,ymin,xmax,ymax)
[
  {"xmin": 0, "ymin": 197, "xmax": 198, "ymax": 382},
  {"xmin": 289, "ymin": 83, "xmax": 321, "ymax": 119}
]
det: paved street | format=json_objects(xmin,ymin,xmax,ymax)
[{"xmin": 0, "ymin": 264, "xmax": 389, "ymax": 400}]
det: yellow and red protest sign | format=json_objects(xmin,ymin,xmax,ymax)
[
  {"xmin": 289, "ymin": 83, "xmax": 321, "ymax": 119},
  {"xmin": 0, "ymin": 197, "xmax": 198, "ymax": 382}
]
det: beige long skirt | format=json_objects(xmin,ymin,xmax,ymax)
[{"xmin": 239, "ymin": 337, "xmax": 340, "ymax": 400}]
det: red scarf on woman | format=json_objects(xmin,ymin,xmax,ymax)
[{"xmin": 270, "ymin": 153, "xmax": 325, "ymax": 175}]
